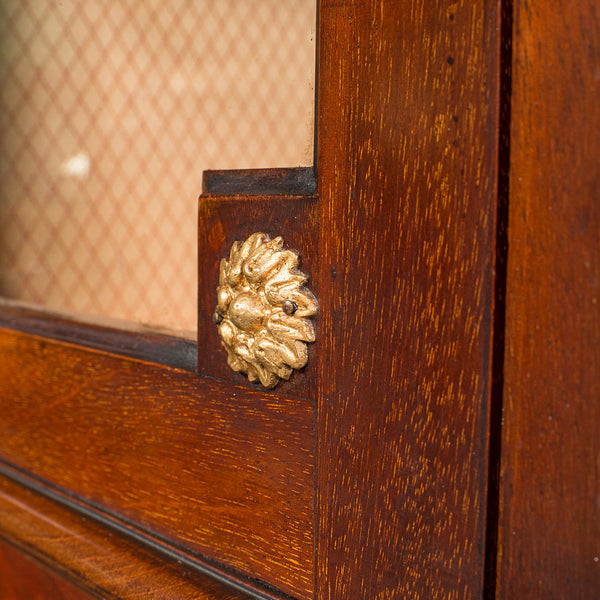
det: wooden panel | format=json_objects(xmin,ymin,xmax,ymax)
[
  {"xmin": 0, "ymin": 474, "xmax": 253, "ymax": 600},
  {"xmin": 0, "ymin": 328, "xmax": 314, "ymax": 600},
  {"xmin": 497, "ymin": 1, "xmax": 600, "ymax": 597},
  {"xmin": 0, "ymin": 537, "xmax": 96, "ymax": 600},
  {"xmin": 316, "ymin": 1, "xmax": 500, "ymax": 597},
  {"xmin": 198, "ymin": 193, "xmax": 318, "ymax": 400}
]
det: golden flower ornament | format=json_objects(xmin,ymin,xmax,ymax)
[{"xmin": 213, "ymin": 232, "xmax": 318, "ymax": 388}]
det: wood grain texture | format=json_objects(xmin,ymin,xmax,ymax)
[
  {"xmin": 0, "ymin": 474, "xmax": 253, "ymax": 600},
  {"xmin": 316, "ymin": 1, "xmax": 500, "ymax": 597},
  {"xmin": 0, "ymin": 328, "xmax": 314, "ymax": 600},
  {"xmin": 0, "ymin": 537, "xmax": 97, "ymax": 600},
  {"xmin": 198, "ymin": 194, "xmax": 318, "ymax": 400},
  {"xmin": 497, "ymin": 1, "xmax": 600, "ymax": 597}
]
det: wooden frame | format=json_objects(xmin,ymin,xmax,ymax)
[{"xmin": 1, "ymin": 1, "xmax": 598, "ymax": 598}]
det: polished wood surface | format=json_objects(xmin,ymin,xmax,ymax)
[
  {"xmin": 497, "ymin": 0, "xmax": 600, "ymax": 596},
  {"xmin": 0, "ymin": 474, "xmax": 252, "ymax": 600},
  {"xmin": 0, "ymin": 1, "xmax": 598, "ymax": 598},
  {"xmin": 316, "ymin": 1, "xmax": 501, "ymax": 597},
  {"xmin": 0, "ymin": 328, "xmax": 313, "ymax": 600},
  {"xmin": 0, "ymin": 537, "xmax": 96, "ymax": 600}
]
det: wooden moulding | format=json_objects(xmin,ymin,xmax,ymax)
[
  {"xmin": 202, "ymin": 167, "xmax": 317, "ymax": 197},
  {"xmin": 198, "ymin": 185, "xmax": 318, "ymax": 400},
  {"xmin": 0, "ymin": 328, "xmax": 314, "ymax": 600},
  {"xmin": 0, "ymin": 474, "xmax": 255, "ymax": 600},
  {"xmin": 0, "ymin": 299, "xmax": 197, "ymax": 371}
]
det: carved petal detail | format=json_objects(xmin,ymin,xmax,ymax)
[{"xmin": 214, "ymin": 232, "xmax": 317, "ymax": 389}]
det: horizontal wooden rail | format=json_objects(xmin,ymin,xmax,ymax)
[
  {"xmin": 0, "ymin": 471, "xmax": 270, "ymax": 600},
  {"xmin": 0, "ymin": 327, "xmax": 314, "ymax": 600}
]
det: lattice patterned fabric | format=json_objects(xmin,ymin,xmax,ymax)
[{"xmin": 0, "ymin": 0, "xmax": 315, "ymax": 336}]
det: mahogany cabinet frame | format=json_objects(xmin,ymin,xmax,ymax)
[
  {"xmin": 1, "ymin": 1, "xmax": 598, "ymax": 599},
  {"xmin": 0, "ymin": 1, "xmax": 500, "ymax": 598}
]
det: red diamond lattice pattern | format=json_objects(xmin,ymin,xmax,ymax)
[{"xmin": 0, "ymin": 0, "xmax": 316, "ymax": 336}]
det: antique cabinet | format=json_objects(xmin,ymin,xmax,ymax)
[{"xmin": 0, "ymin": 1, "xmax": 598, "ymax": 598}]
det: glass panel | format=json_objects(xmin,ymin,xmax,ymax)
[{"xmin": 0, "ymin": 0, "xmax": 316, "ymax": 337}]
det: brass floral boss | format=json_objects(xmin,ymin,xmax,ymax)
[{"xmin": 213, "ymin": 232, "xmax": 318, "ymax": 388}]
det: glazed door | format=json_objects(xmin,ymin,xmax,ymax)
[{"xmin": 1, "ymin": 1, "xmax": 598, "ymax": 599}]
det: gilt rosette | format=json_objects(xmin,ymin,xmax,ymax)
[{"xmin": 213, "ymin": 232, "xmax": 318, "ymax": 388}]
